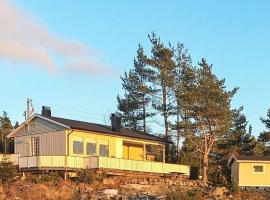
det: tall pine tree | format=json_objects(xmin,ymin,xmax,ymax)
[
  {"xmin": 147, "ymin": 33, "xmax": 175, "ymax": 138},
  {"xmin": 117, "ymin": 44, "xmax": 155, "ymax": 133},
  {"xmin": 0, "ymin": 111, "xmax": 13, "ymax": 153},
  {"xmin": 258, "ymin": 108, "xmax": 270, "ymax": 155},
  {"xmin": 173, "ymin": 43, "xmax": 196, "ymax": 156},
  {"xmin": 189, "ymin": 59, "xmax": 238, "ymax": 183}
]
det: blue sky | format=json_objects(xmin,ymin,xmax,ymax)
[{"xmin": 0, "ymin": 0, "xmax": 269, "ymax": 136}]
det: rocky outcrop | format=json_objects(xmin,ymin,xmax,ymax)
[{"xmin": 0, "ymin": 186, "xmax": 5, "ymax": 200}]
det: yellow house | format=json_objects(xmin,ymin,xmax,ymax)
[
  {"xmin": 7, "ymin": 106, "xmax": 189, "ymax": 176},
  {"xmin": 228, "ymin": 154, "xmax": 270, "ymax": 188}
]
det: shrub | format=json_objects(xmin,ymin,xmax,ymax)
[
  {"xmin": 227, "ymin": 180, "xmax": 239, "ymax": 193},
  {"xmin": 166, "ymin": 189, "xmax": 203, "ymax": 200},
  {"xmin": 0, "ymin": 155, "xmax": 16, "ymax": 183},
  {"xmin": 189, "ymin": 166, "xmax": 199, "ymax": 180},
  {"xmin": 39, "ymin": 171, "xmax": 62, "ymax": 183},
  {"xmin": 25, "ymin": 173, "xmax": 39, "ymax": 183},
  {"xmin": 76, "ymin": 169, "xmax": 96, "ymax": 184}
]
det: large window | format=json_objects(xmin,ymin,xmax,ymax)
[
  {"xmin": 99, "ymin": 144, "xmax": 109, "ymax": 157},
  {"xmin": 73, "ymin": 141, "xmax": 84, "ymax": 154},
  {"xmin": 146, "ymin": 144, "xmax": 163, "ymax": 162},
  {"xmin": 31, "ymin": 137, "xmax": 40, "ymax": 156},
  {"xmin": 253, "ymin": 165, "xmax": 264, "ymax": 173},
  {"xmin": 86, "ymin": 142, "xmax": 96, "ymax": 155}
]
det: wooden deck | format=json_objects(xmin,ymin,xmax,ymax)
[{"xmin": 18, "ymin": 156, "xmax": 190, "ymax": 176}]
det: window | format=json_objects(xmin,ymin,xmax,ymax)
[
  {"xmin": 146, "ymin": 144, "xmax": 164, "ymax": 162},
  {"xmin": 73, "ymin": 141, "xmax": 83, "ymax": 154},
  {"xmin": 99, "ymin": 144, "xmax": 109, "ymax": 157},
  {"xmin": 86, "ymin": 142, "xmax": 96, "ymax": 155},
  {"xmin": 31, "ymin": 137, "xmax": 40, "ymax": 156},
  {"xmin": 253, "ymin": 165, "xmax": 264, "ymax": 173}
]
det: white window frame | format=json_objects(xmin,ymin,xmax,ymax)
[
  {"xmin": 31, "ymin": 137, "xmax": 40, "ymax": 156},
  {"xmin": 252, "ymin": 164, "xmax": 265, "ymax": 174}
]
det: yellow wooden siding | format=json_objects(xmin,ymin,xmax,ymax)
[
  {"xmin": 123, "ymin": 142, "xmax": 144, "ymax": 161},
  {"xmin": 238, "ymin": 162, "xmax": 270, "ymax": 187},
  {"xmin": 39, "ymin": 156, "xmax": 65, "ymax": 168},
  {"xmin": 69, "ymin": 130, "xmax": 164, "ymax": 159},
  {"xmin": 123, "ymin": 145, "xmax": 129, "ymax": 160},
  {"xmin": 129, "ymin": 145, "xmax": 144, "ymax": 161}
]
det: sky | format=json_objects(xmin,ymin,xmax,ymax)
[{"xmin": 0, "ymin": 0, "xmax": 270, "ymax": 136}]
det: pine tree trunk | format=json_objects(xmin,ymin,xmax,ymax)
[
  {"xmin": 142, "ymin": 95, "xmax": 146, "ymax": 134},
  {"xmin": 162, "ymin": 83, "xmax": 168, "ymax": 137},
  {"xmin": 176, "ymin": 105, "xmax": 180, "ymax": 160},
  {"xmin": 203, "ymin": 149, "xmax": 209, "ymax": 183}
]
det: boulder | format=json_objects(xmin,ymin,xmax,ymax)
[
  {"xmin": 102, "ymin": 189, "xmax": 119, "ymax": 197},
  {"xmin": 211, "ymin": 187, "xmax": 225, "ymax": 197},
  {"xmin": 102, "ymin": 178, "xmax": 115, "ymax": 185}
]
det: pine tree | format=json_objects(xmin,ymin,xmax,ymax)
[
  {"xmin": 189, "ymin": 59, "xmax": 238, "ymax": 183},
  {"xmin": 117, "ymin": 44, "xmax": 155, "ymax": 133},
  {"xmin": 147, "ymin": 32, "xmax": 175, "ymax": 138},
  {"xmin": 258, "ymin": 108, "xmax": 270, "ymax": 155},
  {"xmin": 173, "ymin": 43, "xmax": 195, "ymax": 157},
  {"xmin": 226, "ymin": 107, "xmax": 252, "ymax": 154},
  {"xmin": 0, "ymin": 111, "xmax": 13, "ymax": 154},
  {"xmin": 14, "ymin": 121, "xmax": 19, "ymax": 129},
  {"xmin": 213, "ymin": 107, "xmax": 252, "ymax": 184}
]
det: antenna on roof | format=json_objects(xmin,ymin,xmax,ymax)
[{"xmin": 26, "ymin": 98, "xmax": 35, "ymax": 120}]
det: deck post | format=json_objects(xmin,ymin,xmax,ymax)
[
  {"xmin": 143, "ymin": 143, "xmax": 146, "ymax": 161},
  {"xmin": 163, "ymin": 146, "xmax": 165, "ymax": 163}
]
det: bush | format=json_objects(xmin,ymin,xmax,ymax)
[
  {"xmin": 166, "ymin": 190, "xmax": 192, "ymax": 200},
  {"xmin": 76, "ymin": 169, "xmax": 96, "ymax": 184},
  {"xmin": 0, "ymin": 155, "xmax": 16, "ymax": 183},
  {"xmin": 189, "ymin": 166, "xmax": 199, "ymax": 180},
  {"xmin": 25, "ymin": 173, "xmax": 39, "ymax": 183},
  {"xmin": 227, "ymin": 180, "xmax": 239, "ymax": 193},
  {"xmin": 39, "ymin": 171, "xmax": 62, "ymax": 183},
  {"xmin": 166, "ymin": 189, "xmax": 203, "ymax": 200}
]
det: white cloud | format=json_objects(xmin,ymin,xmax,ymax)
[
  {"xmin": 0, "ymin": 0, "xmax": 110, "ymax": 76},
  {"xmin": 68, "ymin": 60, "xmax": 114, "ymax": 77}
]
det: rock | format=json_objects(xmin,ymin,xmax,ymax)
[
  {"xmin": 156, "ymin": 195, "xmax": 166, "ymax": 200},
  {"xmin": 114, "ymin": 194, "xmax": 127, "ymax": 200},
  {"xmin": 168, "ymin": 180, "xmax": 174, "ymax": 186},
  {"xmin": 80, "ymin": 193, "xmax": 89, "ymax": 200},
  {"xmin": 228, "ymin": 194, "xmax": 234, "ymax": 199},
  {"xmin": 211, "ymin": 187, "xmax": 225, "ymax": 197},
  {"xmin": 0, "ymin": 194, "xmax": 5, "ymax": 200},
  {"xmin": 102, "ymin": 189, "xmax": 118, "ymax": 197},
  {"xmin": 102, "ymin": 178, "xmax": 115, "ymax": 185},
  {"xmin": 0, "ymin": 186, "xmax": 3, "ymax": 193}
]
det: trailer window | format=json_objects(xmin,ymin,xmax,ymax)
[{"xmin": 253, "ymin": 165, "xmax": 264, "ymax": 173}]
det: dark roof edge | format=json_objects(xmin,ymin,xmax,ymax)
[{"xmin": 43, "ymin": 115, "xmax": 171, "ymax": 144}]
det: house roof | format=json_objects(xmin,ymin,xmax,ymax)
[
  {"xmin": 228, "ymin": 154, "xmax": 270, "ymax": 166},
  {"xmin": 44, "ymin": 116, "xmax": 169, "ymax": 143},
  {"xmin": 235, "ymin": 155, "xmax": 270, "ymax": 162}
]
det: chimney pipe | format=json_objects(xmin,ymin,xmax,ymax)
[
  {"xmin": 41, "ymin": 106, "xmax": 51, "ymax": 117},
  {"xmin": 111, "ymin": 113, "xmax": 121, "ymax": 132}
]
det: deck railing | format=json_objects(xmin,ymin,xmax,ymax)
[{"xmin": 18, "ymin": 156, "xmax": 190, "ymax": 176}]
